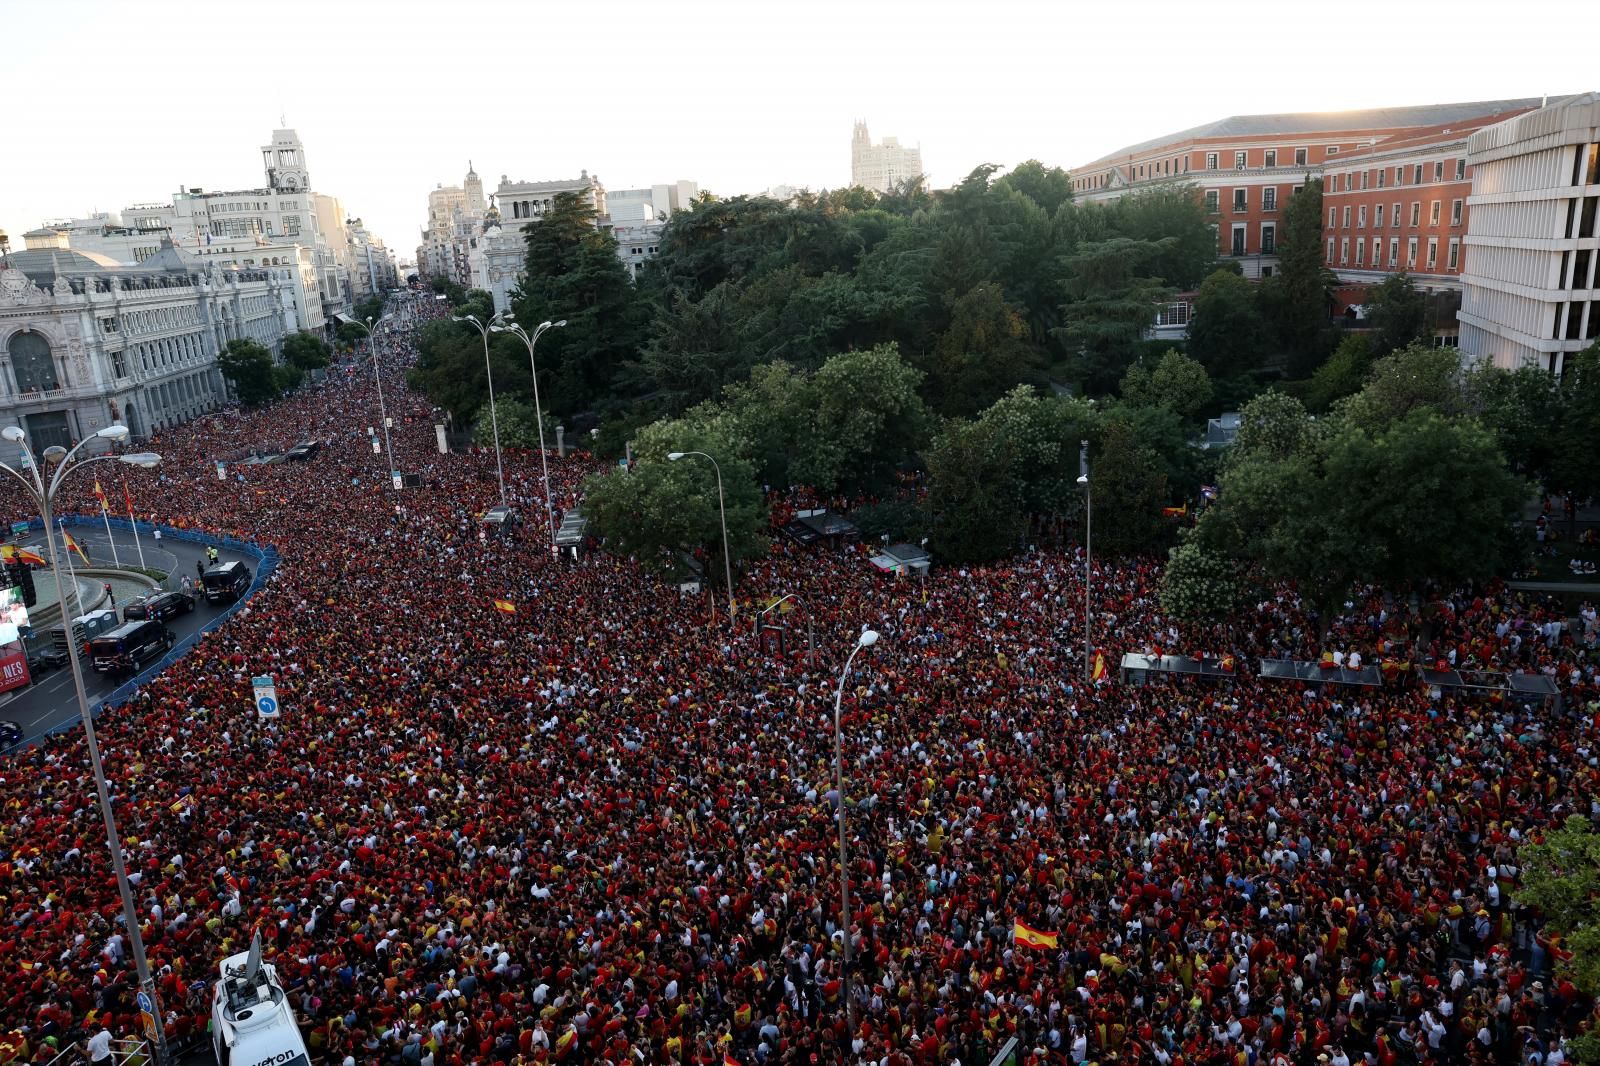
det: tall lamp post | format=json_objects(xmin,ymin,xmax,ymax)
[
  {"xmin": 351, "ymin": 315, "xmax": 396, "ymax": 484},
  {"xmin": 453, "ymin": 312, "xmax": 508, "ymax": 508},
  {"xmin": 0, "ymin": 425, "xmax": 168, "ymax": 1065},
  {"xmin": 1078, "ymin": 439, "xmax": 1092, "ymax": 682},
  {"xmin": 756, "ymin": 592, "xmax": 814, "ymax": 667},
  {"xmin": 491, "ymin": 317, "xmax": 565, "ymax": 552},
  {"xmin": 832, "ymin": 628, "xmax": 880, "ymax": 1037},
  {"xmin": 667, "ymin": 451, "xmax": 735, "ymax": 624}
]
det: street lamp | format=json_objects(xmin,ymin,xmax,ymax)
[
  {"xmin": 756, "ymin": 592, "xmax": 815, "ymax": 667},
  {"xmin": 453, "ymin": 312, "xmax": 508, "ymax": 508},
  {"xmin": 832, "ymin": 627, "xmax": 880, "ymax": 1037},
  {"xmin": 351, "ymin": 315, "xmax": 396, "ymax": 484},
  {"xmin": 490, "ymin": 317, "xmax": 565, "ymax": 552},
  {"xmin": 1078, "ymin": 440, "xmax": 1092, "ymax": 682},
  {"xmin": 0, "ymin": 424, "xmax": 170, "ymax": 1066},
  {"xmin": 667, "ymin": 451, "xmax": 735, "ymax": 624}
]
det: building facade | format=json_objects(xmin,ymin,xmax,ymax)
[
  {"xmin": 606, "ymin": 181, "xmax": 699, "ymax": 223},
  {"xmin": 1070, "ymin": 99, "xmax": 1541, "ymax": 279},
  {"xmin": 0, "ymin": 242, "xmax": 289, "ymax": 451},
  {"xmin": 1460, "ymin": 94, "xmax": 1600, "ymax": 373},
  {"xmin": 851, "ymin": 122, "xmax": 923, "ymax": 194}
]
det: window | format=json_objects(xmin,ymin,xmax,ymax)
[
  {"xmin": 1375, "ymin": 204, "xmax": 1386, "ymax": 228},
  {"xmin": 100, "ymin": 317, "xmax": 118, "ymax": 334},
  {"xmin": 1358, "ymin": 205, "xmax": 1367, "ymax": 228},
  {"xmin": 1392, "ymin": 202, "xmax": 1401, "ymax": 227},
  {"xmin": 1410, "ymin": 202, "xmax": 1421, "ymax": 226},
  {"xmin": 1355, "ymin": 239, "xmax": 1365, "ymax": 267},
  {"xmin": 9, "ymin": 332, "xmax": 59, "ymax": 392},
  {"xmin": 1434, "ymin": 161, "xmax": 1444, "ymax": 182},
  {"xmin": 1396, "ymin": 166, "xmax": 1405, "ymax": 186},
  {"xmin": 1407, "ymin": 237, "xmax": 1418, "ymax": 267},
  {"xmin": 1154, "ymin": 301, "xmax": 1191, "ymax": 326},
  {"xmin": 1426, "ymin": 238, "xmax": 1438, "ymax": 269},
  {"xmin": 1579, "ymin": 143, "xmax": 1600, "ymax": 185},
  {"xmin": 112, "ymin": 350, "xmax": 127, "ymax": 378},
  {"xmin": 1574, "ymin": 250, "xmax": 1593, "ymax": 290},
  {"xmin": 1204, "ymin": 189, "xmax": 1219, "ymax": 213},
  {"xmin": 1451, "ymin": 199, "xmax": 1463, "ymax": 225},
  {"xmin": 1414, "ymin": 164, "xmax": 1425, "ymax": 185},
  {"xmin": 1235, "ymin": 151, "xmax": 1247, "ymax": 169},
  {"xmin": 1231, "ymin": 225, "xmax": 1246, "ymax": 257},
  {"xmin": 1430, "ymin": 200, "xmax": 1442, "ymax": 225},
  {"xmin": 1389, "ymin": 238, "xmax": 1399, "ymax": 268},
  {"xmin": 1233, "ymin": 188, "xmax": 1248, "ymax": 212},
  {"xmin": 1361, "ymin": 170, "xmax": 1369, "ymax": 190},
  {"xmin": 1295, "ymin": 147, "xmax": 1307, "ymax": 166},
  {"xmin": 1377, "ymin": 169, "xmax": 1386, "ymax": 188},
  {"xmin": 1372, "ymin": 237, "xmax": 1382, "ymax": 265},
  {"xmin": 1339, "ymin": 237, "xmax": 1350, "ymax": 264},
  {"xmin": 1262, "ymin": 187, "xmax": 1277, "ymax": 211},
  {"xmin": 1455, "ymin": 158, "xmax": 1466, "ymax": 180},
  {"xmin": 1327, "ymin": 237, "xmax": 1336, "ymax": 263},
  {"xmin": 1329, "ymin": 207, "xmax": 1338, "ymax": 229},
  {"xmin": 1262, "ymin": 224, "xmax": 1276, "ymax": 255},
  {"xmin": 1265, "ymin": 149, "xmax": 1277, "ymax": 168},
  {"xmin": 1342, "ymin": 206, "xmax": 1351, "ymax": 228},
  {"xmin": 1448, "ymin": 238, "xmax": 1460, "ymax": 270},
  {"xmin": 1326, "ymin": 146, "xmax": 1340, "ymax": 155}
]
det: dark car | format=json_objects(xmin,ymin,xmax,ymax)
[
  {"xmin": 0, "ymin": 720, "xmax": 21, "ymax": 749},
  {"xmin": 88, "ymin": 619, "xmax": 174, "ymax": 677},
  {"xmin": 123, "ymin": 589, "xmax": 197, "ymax": 622},
  {"xmin": 284, "ymin": 439, "xmax": 323, "ymax": 461},
  {"xmin": 201, "ymin": 561, "xmax": 252, "ymax": 604},
  {"xmin": 25, "ymin": 645, "xmax": 60, "ymax": 677}
]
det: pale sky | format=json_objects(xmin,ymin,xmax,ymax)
[{"xmin": 0, "ymin": 0, "xmax": 1588, "ymax": 263}]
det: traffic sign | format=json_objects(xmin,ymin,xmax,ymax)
[
  {"xmin": 136, "ymin": 991, "xmax": 153, "ymax": 1014},
  {"xmin": 252, "ymin": 674, "xmax": 280, "ymax": 719}
]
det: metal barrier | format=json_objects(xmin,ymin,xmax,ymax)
[
  {"xmin": 35, "ymin": 1036, "xmax": 151, "ymax": 1066},
  {"xmin": 14, "ymin": 515, "xmax": 280, "ymax": 738}
]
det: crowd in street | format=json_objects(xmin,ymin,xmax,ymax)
[{"xmin": 0, "ymin": 293, "xmax": 1596, "ymax": 1066}]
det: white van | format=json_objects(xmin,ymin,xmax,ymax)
[{"xmin": 211, "ymin": 936, "xmax": 312, "ymax": 1066}]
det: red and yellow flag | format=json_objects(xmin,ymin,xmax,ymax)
[
  {"xmin": 492, "ymin": 599, "xmax": 516, "ymax": 615},
  {"xmin": 93, "ymin": 480, "xmax": 109, "ymax": 512},
  {"xmin": 725, "ymin": 1056, "xmax": 742, "ymax": 1066},
  {"xmin": 122, "ymin": 479, "xmax": 136, "ymax": 516},
  {"xmin": 1014, "ymin": 920, "xmax": 1058, "ymax": 950},
  {"xmin": 62, "ymin": 532, "xmax": 89, "ymax": 564},
  {"xmin": 1091, "ymin": 651, "xmax": 1107, "ymax": 682},
  {"xmin": 18, "ymin": 547, "xmax": 44, "ymax": 567},
  {"xmin": 1161, "ymin": 504, "xmax": 1188, "ymax": 518}
]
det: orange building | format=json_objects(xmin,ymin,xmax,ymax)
[{"xmin": 1070, "ymin": 99, "xmax": 1540, "ymax": 280}]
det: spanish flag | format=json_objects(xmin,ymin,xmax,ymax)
[
  {"xmin": 1161, "ymin": 504, "xmax": 1187, "ymax": 518},
  {"xmin": 17, "ymin": 547, "xmax": 44, "ymax": 567},
  {"xmin": 93, "ymin": 480, "xmax": 109, "ymax": 513},
  {"xmin": 62, "ymin": 531, "xmax": 89, "ymax": 564},
  {"xmin": 1014, "ymin": 920, "xmax": 1058, "ymax": 950},
  {"xmin": 1091, "ymin": 651, "xmax": 1107, "ymax": 682},
  {"xmin": 1219, "ymin": 654, "xmax": 1236, "ymax": 673},
  {"xmin": 492, "ymin": 599, "xmax": 516, "ymax": 614}
]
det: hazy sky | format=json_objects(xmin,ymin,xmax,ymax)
[{"xmin": 0, "ymin": 0, "xmax": 1586, "ymax": 262}]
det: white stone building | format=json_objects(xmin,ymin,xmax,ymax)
[
  {"xmin": 0, "ymin": 242, "xmax": 289, "ymax": 449},
  {"xmin": 1459, "ymin": 93, "xmax": 1600, "ymax": 373},
  {"xmin": 851, "ymin": 121, "xmax": 923, "ymax": 194},
  {"xmin": 496, "ymin": 172, "xmax": 606, "ymax": 225},
  {"xmin": 23, "ymin": 214, "xmax": 171, "ymax": 265}
]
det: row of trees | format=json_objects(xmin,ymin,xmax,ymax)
[{"xmin": 216, "ymin": 332, "xmax": 330, "ymax": 408}]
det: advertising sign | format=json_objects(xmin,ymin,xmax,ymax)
[{"xmin": 0, "ymin": 645, "xmax": 31, "ymax": 695}]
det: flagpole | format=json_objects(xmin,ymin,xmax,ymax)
[
  {"xmin": 58, "ymin": 519, "xmax": 85, "ymax": 615},
  {"xmin": 122, "ymin": 477, "xmax": 146, "ymax": 570},
  {"xmin": 99, "ymin": 504, "xmax": 121, "ymax": 569}
]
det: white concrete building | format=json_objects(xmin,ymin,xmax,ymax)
[
  {"xmin": 609, "ymin": 219, "xmax": 667, "ymax": 281},
  {"xmin": 23, "ymin": 214, "xmax": 171, "ymax": 265},
  {"xmin": 605, "ymin": 181, "xmax": 698, "ymax": 223},
  {"xmin": 496, "ymin": 171, "xmax": 606, "ymax": 224},
  {"xmin": 0, "ymin": 241, "xmax": 289, "ymax": 448},
  {"xmin": 1460, "ymin": 93, "xmax": 1600, "ymax": 373},
  {"xmin": 851, "ymin": 121, "xmax": 923, "ymax": 194}
]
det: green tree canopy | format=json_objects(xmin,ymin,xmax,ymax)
[
  {"xmin": 1517, "ymin": 815, "xmax": 1600, "ymax": 1065},
  {"xmin": 1119, "ymin": 348, "xmax": 1214, "ymax": 420},
  {"xmin": 281, "ymin": 331, "xmax": 331, "ymax": 372},
  {"xmin": 217, "ymin": 338, "xmax": 279, "ymax": 408},
  {"xmin": 1362, "ymin": 272, "xmax": 1427, "ymax": 356},
  {"xmin": 1187, "ymin": 268, "xmax": 1270, "ymax": 378}
]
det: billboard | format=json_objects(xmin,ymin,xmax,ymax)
[
  {"xmin": 0, "ymin": 645, "xmax": 29, "ymax": 695},
  {"xmin": 0, "ymin": 586, "xmax": 28, "ymax": 646}
]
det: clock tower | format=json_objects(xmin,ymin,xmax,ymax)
[{"xmin": 262, "ymin": 128, "xmax": 311, "ymax": 192}]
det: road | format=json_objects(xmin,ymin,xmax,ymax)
[{"xmin": 0, "ymin": 528, "xmax": 243, "ymax": 747}]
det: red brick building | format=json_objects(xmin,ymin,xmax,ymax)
[{"xmin": 1070, "ymin": 99, "xmax": 1540, "ymax": 280}]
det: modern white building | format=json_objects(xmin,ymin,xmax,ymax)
[
  {"xmin": 1459, "ymin": 93, "xmax": 1600, "ymax": 373},
  {"xmin": 605, "ymin": 180, "xmax": 698, "ymax": 223},
  {"xmin": 0, "ymin": 241, "xmax": 290, "ymax": 448},
  {"xmin": 23, "ymin": 215, "xmax": 171, "ymax": 265},
  {"xmin": 851, "ymin": 121, "xmax": 923, "ymax": 194}
]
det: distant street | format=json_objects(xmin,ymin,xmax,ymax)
[{"xmin": 1, "ymin": 527, "xmax": 242, "ymax": 746}]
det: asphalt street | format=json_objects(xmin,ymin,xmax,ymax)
[{"xmin": 0, "ymin": 528, "xmax": 242, "ymax": 747}]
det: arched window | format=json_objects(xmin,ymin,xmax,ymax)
[{"xmin": 9, "ymin": 332, "xmax": 59, "ymax": 392}]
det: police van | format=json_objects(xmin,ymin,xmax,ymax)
[
  {"xmin": 211, "ymin": 935, "xmax": 312, "ymax": 1066},
  {"xmin": 202, "ymin": 561, "xmax": 253, "ymax": 604}
]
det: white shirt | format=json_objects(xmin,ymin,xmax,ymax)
[{"xmin": 86, "ymin": 1030, "xmax": 113, "ymax": 1062}]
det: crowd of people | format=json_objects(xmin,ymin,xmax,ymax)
[{"xmin": 0, "ymin": 291, "xmax": 1596, "ymax": 1066}]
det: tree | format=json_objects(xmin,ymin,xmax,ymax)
[
  {"xmin": 796, "ymin": 344, "xmax": 930, "ymax": 492},
  {"xmin": 1518, "ymin": 815, "xmax": 1600, "ymax": 1066},
  {"xmin": 1544, "ymin": 340, "xmax": 1600, "ymax": 539},
  {"xmin": 1103, "ymin": 183, "xmax": 1218, "ymax": 290},
  {"xmin": 925, "ymin": 418, "xmax": 1027, "ymax": 564},
  {"xmin": 1337, "ymin": 341, "xmax": 1465, "ymax": 431},
  {"xmin": 1266, "ymin": 178, "xmax": 1335, "ymax": 375},
  {"xmin": 472, "ymin": 398, "xmax": 548, "ymax": 450},
  {"xmin": 336, "ymin": 321, "xmax": 368, "ymax": 349},
  {"xmin": 1186, "ymin": 269, "xmax": 1270, "ymax": 377},
  {"xmin": 993, "ymin": 160, "xmax": 1074, "ymax": 216},
  {"xmin": 1055, "ymin": 238, "xmax": 1172, "ymax": 393},
  {"xmin": 1462, "ymin": 360, "xmax": 1559, "ymax": 480},
  {"xmin": 925, "ymin": 282, "xmax": 1045, "ymax": 416},
  {"xmin": 1363, "ymin": 271, "xmax": 1427, "ymax": 356},
  {"xmin": 1303, "ymin": 332, "xmax": 1372, "ymax": 413},
  {"xmin": 217, "ymin": 339, "xmax": 278, "ymax": 407},
  {"xmin": 281, "ymin": 331, "xmax": 331, "ymax": 372},
  {"xmin": 1160, "ymin": 534, "xmax": 1244, "ymax": 624},
  {"xmin": 580, "ymin": 421, "xmax": 767, "ymax": 579},
  {"xmin": 1120, "ymin": 348, "xmax": 1214, "ymax": 420},
  {"xmin": 1090, "ymin": 418, "xmax": 1168, "ymax": 554}
]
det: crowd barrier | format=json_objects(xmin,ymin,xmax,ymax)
[{"xmin": 16, "ymin": 515, "xmax": 280, "ymax": 739}]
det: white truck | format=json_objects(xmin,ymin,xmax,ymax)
[{"xmin": 210, "ymin": 935, "xmax": 312, "ymax": 1066}]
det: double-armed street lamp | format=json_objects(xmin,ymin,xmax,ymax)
[
  {"xmin": 667, "ymin": 450, "xmax": 735, "ymax": 624},
  {"xmin": 453, "ymin": 312, "xmax": 510, "ymax": 508},
  {"xmin": 0, "ymin": 424, "xmax": 169, "ymax": 1065},
  {"xmin": 490, "ymin": 316, "xmax": 566, "ymax": 552},
  {"xmin": 351, "ymin": 315, "xmax": 396, "ymax": 482}
]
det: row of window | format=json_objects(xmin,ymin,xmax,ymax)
[
  {"xmin": 1328, "ymin": 235, "xmax": 1460, "ymax": 272},
  {"xmin": 1332, "ymin": 158, "xmax": 1466, "ymax": 192},
  {"xmin": 1203, "ymin": 187, "xmax": 1284, "ymax": 213},
  {"xmin": 1227, "ymin": 223, "xmax": 1276, "ymax": 257},
  {"xmin": 1553, "ymin": 300, "xmax": 1600, "ymax": 341},
  {"xmin": 1076, "ymin": 146, "xmax": 1324, "ymax": 191},
  {"xmin": 102, "ymin": 305, "xmax": 201, "ymax": 336},
  {"xmin": 1329, "ymin": 200, "xmax": 1463, "ymax": 230},
  {"xmin": 1561, "ymin": 196, "xmax": 1600, "ymax": 239}
]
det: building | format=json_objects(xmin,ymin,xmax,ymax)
[
  {"xmin": 605, "ymin": 181, "xmax": 699, "ymax": 223},
  {"xmin": 1460, "ymin": 94, "xmax": 1600, "ymax": 373},
  {"xmin": 1320, "ymin": 107, "xmax": 1538, "ymax": 342},
  {"xmin": 1070, "ymin": 99, "xmax": 1542, "ymax": 279},
  {"xmin": 23, "ymin": 214, "xmax": 172, "ymax": 265},
  {"xmin": 496, "ymin": 171, "xmax": 606, "ymax": 224},
  {"xmin": 345, "ymin": 218, "xmax": 398, "ymax": 298},
  {"xmin": 0, "ymin": 240, "xmax": 290, "ymax": 449},
  {"xmin": 609, "ymin": 219, "xmax": 666, "ymax": 281},
  {"xmin": 420, "ymin": 181, "xmax": 469, "ymax": 281},
  {"xmin": 851, "ymin": 121, "xmax": 923, "ymax": 194}
]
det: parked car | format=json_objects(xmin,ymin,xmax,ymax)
[
  {"xmin": 122, "ymin": 589, "xmax": 197, "ymax": 622},
  {"xmin": 25, "ymin": 645, "xmax": 60, "ymax": 677},
  {"xmin": 0, "ymin": 720, "xmax": 21, "ymax": 749}
]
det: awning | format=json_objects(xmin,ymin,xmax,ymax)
[{"xmin": 333, "ymin": 312, "xmax": 357, "ymax": 325}]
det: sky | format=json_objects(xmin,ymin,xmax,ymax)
[{"xmin": 0, "ymin": 0, "xmax": 1588, "ymax": 263}]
